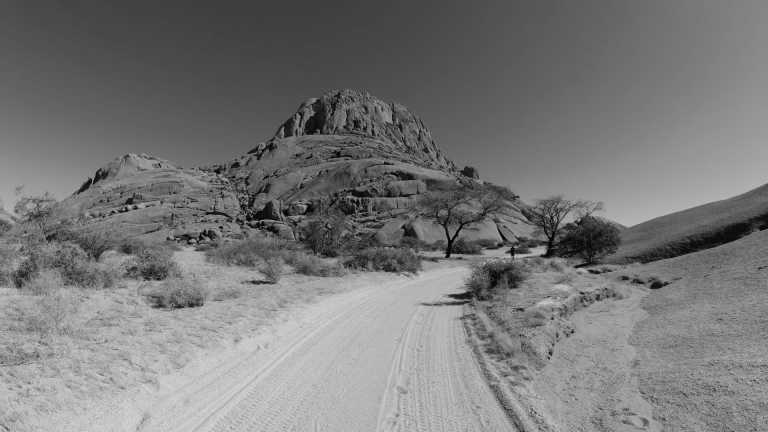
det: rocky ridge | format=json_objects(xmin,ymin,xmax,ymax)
[{"xmin": 59, "ymin": 89, "xmax": 535, "ymax": 245}]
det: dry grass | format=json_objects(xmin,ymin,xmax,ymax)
[
  {"xmin": 627, "ymin": 229, "xmax": 768, "ymax": 431},
  {"xmin": 472, "ymin": 256, "xmax": 617, "ymax": 370},
  {"xmin": 0, "ymin": 248, "xmax": 389, "ymax": 431},
  {"xmin": 611, "ymin": 182, "xmax": 768, "ymax": 263}
]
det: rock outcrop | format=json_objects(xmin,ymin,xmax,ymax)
[
  {"xmin": 59, "ymin": 154, "xmax": 243, "ymax": 242},
  {"xmin": 268, "ymin": 89, "xmax": 454, "ymax": 172},
  {"xmin": 63, "ymin": 90, "xmax": 535, "ymax": 246}
]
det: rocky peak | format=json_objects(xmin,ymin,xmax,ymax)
[
  {"xmin": 76, "ymin": 153, "xmax": 177, "ymax": 194},
  {"xmin": 264, "ymin": 89, "xmax": 455, "ymax": 171}
]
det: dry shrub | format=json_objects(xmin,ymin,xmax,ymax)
[
  {"xmin": 207, "ymin": 236, "xmax": 344, "ymax": 278},
  {"xmin": 22, "ymin": 269, "xmax": 63, "ymax": 295},
  {"xmin": 209, "ymin": 285, "xmax": 243, "ymax": 302},
  {"xmin": 143, "ymin": 277, "xmax": 207, "ymax": 309},
  {"xmin": 466, "ymin": 260, "xmax": 528, "ymax": 300},
  {"xmin": 22, "ymin": 273, "xmax": 81, "ymax": 336},
  {"xmin": 13, "ymin": 241, "xmax": 117, "ymax": 289},
  {"xmin": 206, "ymin": 235, "xmax": 288, "ymax": 267},
  {"xmin": 126, "ymin": 246, "xmax": 180, "ymax": 281},
  {"xmin": 287, "ymin": 252, "xmax": 345, "ymax": 277},
  {"xmin": 345, "ymin": 247, "xmax": 422, "ymax": 273},
  {"xmin": 260, "ymin": 257, "xmax": 284, "ymax": 283},
  {"xmin": 0, "ymin": 242, "xmax": 17, "ymax": 287},
  {"xmin": 54, "ymin": 230, "xmax": 114, "ymax": 260},
  {"xmin": 451, "ymin": 239, "xmax": 483, "ymax": 255}
]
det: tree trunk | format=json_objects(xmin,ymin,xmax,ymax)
[
  {"xmin": 445, "ymin": 238, "xmax": 454, "ymax": 258},
  {"xmin": 545, "ymin": 237, "xmax": 555, "ymax": 257}
]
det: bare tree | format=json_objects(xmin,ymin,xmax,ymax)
[
  {"xmin": 421, "ymin": 184, "xmax": 513, "ymax": 258},
  {"xmin": 524, "ymin": 196, "xmax": 602, "ymax": 257},
  {"xmin": 13, "ymin": 189, "xmax": 58, "ymax": 234}
]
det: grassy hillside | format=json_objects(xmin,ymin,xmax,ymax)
[
  {"xmin": 610, "ymin": 182, "xmax": 768, "ymax": 262},
  {"xmin": 623, "ymin": 228, "xmax": 768, "ymax": 431}
]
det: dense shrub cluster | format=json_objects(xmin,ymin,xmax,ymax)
[
  {"xmin": 451, "ymin": 238, "xmax": 483, "ymax": 255},
  {"xmin": 473, "ymin": 239, "xmax": 502, "ymax": 249},
  {"xmin": 126, "ymin": 246, "xmax": 181, "ymax": 281},
  {"xmin": 557, "ymin": 216, "xmax": 621, "ymax": 264},
  {"xmin": 301, "ymin": 212, "xmax": 350, "ymax": 257},
  {"xmin": 289, "ymin": 253, "xmax": 345, "ymax": 277},
  {"xmin": 206, "ymin": 235, "xmax": 343, "ymax": 278},
  {"xmin": 399, "ymin": 237, "xmax": 446, "ymax": 252},
  {"xmin": 206, "ymin": 236, "xmax": 288, "ymax": 267},
  {"xmin": 466, "ymin": 260, "xmax": 528, "ymax": 300},
  {"xmin": 260, "ymin": 257, "xmax": 284, "ymax": 283},
  {"xmin": 23, "ymin": 275, "xmax": 81, "ymax": 335},
  {"xmin": 143, "ymin": 277, "xmax": 207, "ymax": 309},
  {"xmin": 0, "ymin": 242, "xmax": 17, "ymax": 286},
  {"xmin": 13, "ymin": 241, "xmax": 117, "ymax": 289},
  {"xmin": 345, "ymin": 247, "xmax": 422, "ymax": 273},
  {"xmin": 54, "ymin": 230, "xmax": 114, "ymax": 260}
]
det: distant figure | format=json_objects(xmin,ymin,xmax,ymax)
[{"xmin": 508, "ymin": 245, "xmax": 516, "ymax": 260}]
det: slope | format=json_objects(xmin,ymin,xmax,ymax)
[
  {"xmin": 623, "ymin": 228, "xmax": 768, "ymax": 431},
  {"xmin": 610, "ymin": 182, "xmax": 768, "ymax": 262}
]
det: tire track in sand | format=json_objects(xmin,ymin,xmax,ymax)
[{"xmin": 143, "ymin": 266, "xmax": 514, "ymax": 432}]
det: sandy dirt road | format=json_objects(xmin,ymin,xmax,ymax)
[{"xmin": 140, "ymin": 265, "xmax": 515, "ymax": 432}]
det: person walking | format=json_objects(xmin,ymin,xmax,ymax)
[{"xmin": 508, "ymin": 244, "xmax": 516, "ymax": 260}]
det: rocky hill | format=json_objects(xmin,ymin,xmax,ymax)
[
  {"xmin": 58, "ymin": 90, "xmax": 535, "ymax": 245},
  {"xmin": 59, "ymin": 154, "xmax": 242, "ymax": 243}
]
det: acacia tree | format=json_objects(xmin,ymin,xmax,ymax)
[
  {"xmin": 524, "ymin": 196, "xmax": 602, "ymax": 257},
  {"xmin": 421, "ymin": 184, "xmax": 512, "ymax": 258},
  {"xmin": 557, "ymin": 216, "xmax": 621, "ymax": 264},
  {"xmin": 13, "ymin": 190, "xmax": 58, "ymax": 235}
]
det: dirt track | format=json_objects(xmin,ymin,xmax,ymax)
[{"xmin": 140, "ymin": 266, "xmax": 515, "ymax": 432}]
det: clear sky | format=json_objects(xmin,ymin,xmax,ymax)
[{"xmin": 2, "ymin": 1, "xmax": 768, "ymax": 226}]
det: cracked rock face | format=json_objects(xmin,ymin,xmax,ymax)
[{"xmin": 268, "ymin": 89, "xmax": 455, "ymax": 172}]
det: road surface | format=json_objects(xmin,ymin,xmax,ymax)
[{"xmin": 142, "ymin": 266, "xmax": 515, "ymax": 432}]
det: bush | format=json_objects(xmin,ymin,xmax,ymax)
[
  {"xmin": 287, "ymin": 252, "xmax": 345, "ymax": 277},
  {"xmin": 474, "ymin": 239, "xmax": 502, "ymax": 249},
  {"xmin": 126, "ymin": 246, "xmax": 180, "ymax": 281},
  {"xmin": 515, "ymin": 245, "xmax": 532, "ymax": 254},
  {"xmin": 22, "ymin": 269, "xmax": 63, "ymax": 295},
  {"xmin": 260, "ymin": 257, "xmax": 283, "ymax": 283},
  {"xmin": 143, "ymin": 277, "xmax": 206, "ymax": 309},
  {"xmin": 54, "ymin": 230, "xmax": 114, "ymax": 260},
  {"xmin": 516, "ymin": 236, "xmax": 541, "ymax": 249},
  {"xmin": 0, "ymin": 242, "xmax": 17, "ymax": 286},
  {"xmin": 206, "ymin": 236, "xmax": 345, "ymax": 277},
  {"xmin": 466, "ymin": 260, "xmax": 528, "ymax": 300},
  {"xmin": 0, "ymin": 219, "xmax": 12, "ymax": 236},
  {"xmin": 206, "ymin": 235, "xmax": 287, "ymax": 267},
  {"xmin": 116, "ymin": 238, "xmax": 149, "ymax": 255},
  {"xmin": 400, "ymin": 236, "xmax": 427, "ymax": 251},
  {"xmin": 557, "ymin": 216, "xmax": 621, "ymax": 264},
  {"xmin": 345, "ymin": 247, "xmax": 422, "ymax": 273},
  {"xmin": 451, "ymin": 239, "xmax": 482, "ymax": 255},
  {"xmin": 13, "ymin": 241, "xmax": 117, "ymax": 288},
  {"xmin": 300, "ymin": 211, "xmax": 350, "ymax": 257},
  {"xmin": 23, "ymin": 276, "xmax": 80, "ymax": 336}
]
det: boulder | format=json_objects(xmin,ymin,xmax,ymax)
[{"xmin": 461, "ymin": 166, "xmax": 480, "ymax": 179}]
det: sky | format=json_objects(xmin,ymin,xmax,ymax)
[{"xmin": 2, "ymin": 1, "xmax": 768, "ymax": 226}]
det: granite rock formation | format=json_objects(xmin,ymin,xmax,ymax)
[{"xmin": 62, "ymin": 90, "xmax": 535, "ymax": 246}]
